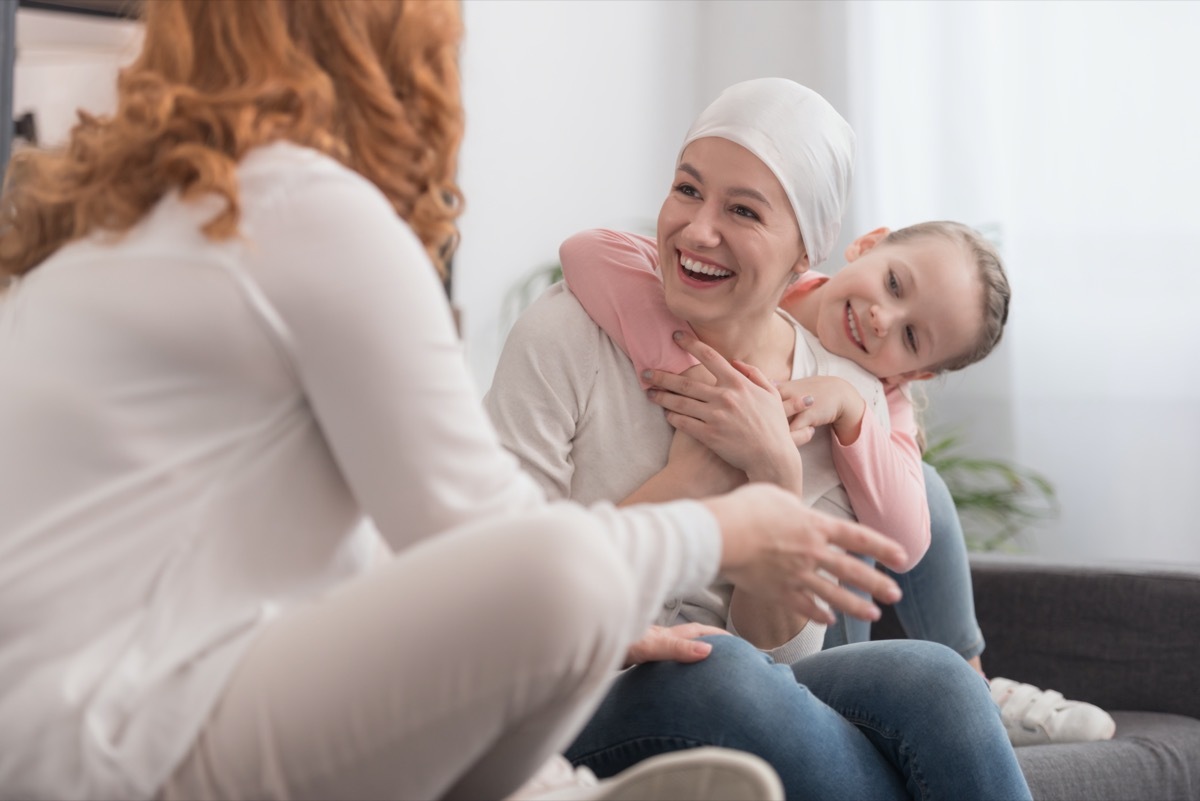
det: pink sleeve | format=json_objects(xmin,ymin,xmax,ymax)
[
  {"xmin": 830, "ymin": 384, "xmax": 930, "ymax": 571},
  {"xmin": 559, "ymin": 228, "xmax": 697, "ymax": 387}
]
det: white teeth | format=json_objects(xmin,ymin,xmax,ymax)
[
  {"xmin": 681, "ymin": 256, "xmax": 732, "ymax": 278},
  {"xmin": 847, "ymin": 305, "xmax": 864, "ymax": 347}
]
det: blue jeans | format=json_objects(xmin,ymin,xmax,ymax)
[
  {"xmin": 567, "ymin": 635, "xmax": 1031, "ymax": 801},
  {"xmin": 824, "ymin": 461, "xmax": 986, "ymax": 658}
]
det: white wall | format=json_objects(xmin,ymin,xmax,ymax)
[
  {"xmin": 455, "ymin": 0, "xmax": 863, "ymax": 394},
  {"xmin": 843, "ymin": 0, "xmax": 1200, "ymax": 567},
  {"xmin": 13, "ymin": 8, "xmax": 141, "ymax": 149},
  {"xmin": 19, "ymin": 1, "xmax": 1196, "ymax": 569},
  {"xmin": 454, "ymin": 0, "xmax": 700, "ymax": 394}
]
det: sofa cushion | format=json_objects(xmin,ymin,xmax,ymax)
[
  {"xmin": 1017, "ymin": 710, "xmax": 1200, "ymax": 801},
  {"xmin": 968, "ymin": 558, "xmax": 1200, "ymax": 722}
]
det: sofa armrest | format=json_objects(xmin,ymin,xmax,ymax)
[{"xmin": 872, "ymin": 554, "xmax": 1200, "ymax": 720}]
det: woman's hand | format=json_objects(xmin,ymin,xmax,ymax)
[
  {"xmin": 623, "ymin": 622, "xmax": 731, "ymax": 668},
  {"xmin": 663, "ymin": 428, "xmax": 748, "ymax": 496},
  {"xmin": 621, "ymin": 429, "xmax": 746, "ymax": 505},
  {"xmin": 702, "ymin": 483, "xmax": 906, "ymax": 625},
  {"xmin": 643, "ymin": 331, "xmax": 803, "ymax": 494},
  {"xmin": 778, "ymin": 376, "xmax": 868, "ymax": 447}
]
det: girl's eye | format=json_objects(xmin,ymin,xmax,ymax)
[
  {"xmin": 674, "ymin": 182, "xmax": 700, "ymax": 198},
  {"xmin": 732, "ymin": 205, "xmax": 760, "ymax": 221},
  {"xmin": 887, "ymin": 270, "xmax": 901, "ymax": 296},
  {"xmin": 905, "ymin": 325, "xmax": 918, "ymax": 352}
]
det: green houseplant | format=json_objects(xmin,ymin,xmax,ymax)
[{"xmin": 920, "ymin": 429, "xmax": 1057, "ymax": 552}]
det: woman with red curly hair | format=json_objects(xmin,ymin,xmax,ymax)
[{"xmin": 0, "ymin": 2, "xmax": 910, "ymax": 799}]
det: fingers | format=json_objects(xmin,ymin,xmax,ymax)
[
  {"xmin": 671, "ymin": 330, "xmax": 742, "ymax": 383},
  {"xmin": 729, "ymin": 359, "xmax": 775, "ymax": 393},
  {"xmin": 648, "ymin": 635, "xmax": 714, "ymax": 664},
  {"xmin": 626, "ymin": 623, "xmax": 727, "ymax": 666},
  {"xmin": 791, "ymin": 425, "xmax": 815, "ymax": 447},
  {"xmin": 803, "ymin": 574, "xmax": 885, "ymax": 622},
  {"xmin": 781, "ymin": 392, "xmax": 816, "ymax": 417},
  {"xmin": 651, "ymin": 392, "xmax": 708, "ymax": 426},
  {"xmin": 816, "ymin": 547, "xmax": 902, "ymax": 606},
  {"xmin": 643, "ymin": 369, "xmax": 717, "ymax": 403},
  {"xmin": 667, "ymin": 622, "xmax": 731, "ymax": 640},
  {"xmin": 780, "ymin": 588, "xmax": 837, "ymax": 626},
  {"xmin": 825, "ymin": 520, "xmax": 909, "ymax": 574},
  {"xmin": 781, "ymin": 554, "xmax": 897, "ymax": 623}
]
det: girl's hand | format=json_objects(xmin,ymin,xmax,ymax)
[
  {"xmin": 779, "ymin": 376, "xmax": 867, "ymax": 447},
  {"xmin": 643, "ymin": 331, "xmax": 803, "ymax": 494}
]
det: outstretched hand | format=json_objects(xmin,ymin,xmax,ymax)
[{"xmin": 703, "ymin": 483, "xmax": 906, "ymax": 626}]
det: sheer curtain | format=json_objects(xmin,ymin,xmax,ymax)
[{"xmin": 845, "ymin": 0, "xmax": 1200, "ymax": 565}]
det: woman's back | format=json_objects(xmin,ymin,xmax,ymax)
[{"xmin": 0, "ymin": 142, "xmax": 383, "ymax": 798}]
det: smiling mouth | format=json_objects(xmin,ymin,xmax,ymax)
[
  {"xmin": 680, "ymin": 254, "xmax": 733, "ymax": 283},
  {"xmin": 846, "ymin": 303, "xmax": 867, "ymax": 352}
]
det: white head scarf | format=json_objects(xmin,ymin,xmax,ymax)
[{"xmin": 680, "ymin": 77, "xmax": 855, "ymax": 269}]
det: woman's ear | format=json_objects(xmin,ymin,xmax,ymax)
[
  {"xmin": 844, "ymin": 227, "xmax": 891, "ymax": 262},
  {"xmin": 793, "ymin": 249, "xmax": 811, "ymax": 274}
]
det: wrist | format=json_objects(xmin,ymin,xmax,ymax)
[
  {"xmin": 832, "ymin": 394, "xmax": 867, "ymax": 446},
  {"xmin": 704, "ymin": 484, "xmax": 784, "ymax": 574},
  {"xmin": 746, "ymin": 450, "xmax": 804, "ymax": 495}
]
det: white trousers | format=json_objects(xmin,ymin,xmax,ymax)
[{"xmin": 158, "ymin": 507, "xmax": 638, "ymax": 801}]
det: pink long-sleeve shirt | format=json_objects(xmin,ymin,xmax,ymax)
[{"xmin": 560, "ymin": 228, "xmax": 930, "ymax": 569}]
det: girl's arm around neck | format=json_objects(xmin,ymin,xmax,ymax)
[{"xmin": 560, "ymin": 229, "xmax": 698, "ymax": 387}]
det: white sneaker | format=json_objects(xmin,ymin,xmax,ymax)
[
  {"xmin": 990, "ymin": 676, "xmax": 1117, "ymax": 747},
  {"xmin": 514, "ymin": 748, "xmax": 784, "ymax": 801}
]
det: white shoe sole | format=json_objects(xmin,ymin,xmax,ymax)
[{"xmin": 547, "ymin": 747, "xmax": 784, "ymax": 801}]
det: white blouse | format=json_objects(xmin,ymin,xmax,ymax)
[{"xmin": 0, "ymin": 143, "xmax": 719, "ymax": 800}]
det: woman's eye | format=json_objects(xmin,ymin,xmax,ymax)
[
  {"xmin": 674, "ymin": 182, "xmax": 700, "ymax": 198},
  {"xmin": 732, "ymin": 205, "xmax": 760, "ymax": 221},
  {"xmin": 888, "ymin": 270, "xmax": 901, "ymax": 296}
]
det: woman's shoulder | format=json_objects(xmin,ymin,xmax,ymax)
[
  {"xmin": 238, "ymin": 141, "xmax": 358, "ymax": 181},
  {"xmin": 235, "ymin": 141, "xmax": 423, "ymax": 259},
  {"xmin": 509, "ymin": 281, "xmax": 603, "ymax": 349},
  {"xmin": 501, "ymin": 280, "xmax": 645, "ymax": 396},
  {"xmin": 237, "ymin": 141, "xmax": 390, "ymax": 215}
]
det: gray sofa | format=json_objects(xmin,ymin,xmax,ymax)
[{"xmin": 871, "ymin": 554, "xmax": 1200, "ymax": 800}]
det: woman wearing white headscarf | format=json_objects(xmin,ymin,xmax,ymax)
[{"xmin": 486, "ymin": 78, "xmax": 1032, "ymax": 800}]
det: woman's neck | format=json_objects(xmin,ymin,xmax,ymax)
[{"xmin": 690, "ymin": 311, "xmax": 796, "ymax": 384}]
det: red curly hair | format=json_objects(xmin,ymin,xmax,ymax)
[{"xmin": 0, "ymin": 0, "xmax": 464, "ymax": 281}]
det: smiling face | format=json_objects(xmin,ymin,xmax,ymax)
[
  {"xmin": 812, "ymin": 229, "xmax": 985, "ymax": 384},
  {"xmin": 656, "ymin": 137, "xmax": 808, "ymax": 334}
]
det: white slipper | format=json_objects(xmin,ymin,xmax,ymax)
[{"xmin": 990, "ymin": 676, "xmax": 1117, "ymax": 747}]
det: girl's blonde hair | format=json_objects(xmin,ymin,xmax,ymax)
[
  {"xmin": 0, "ymin": 0, "xmax": 464, "ymax": 281},
  {"xmin": 883, "ymin": 220, "xmax": 1010, "ymax": 373}
]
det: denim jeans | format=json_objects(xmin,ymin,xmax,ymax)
[
  {"xmin": 567, "ymin": 635, "xmax": 1031, "ymax": 801},
  {"xmin": 824, "ymin": 461, "xmax": 987, "ymax": 658}
]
